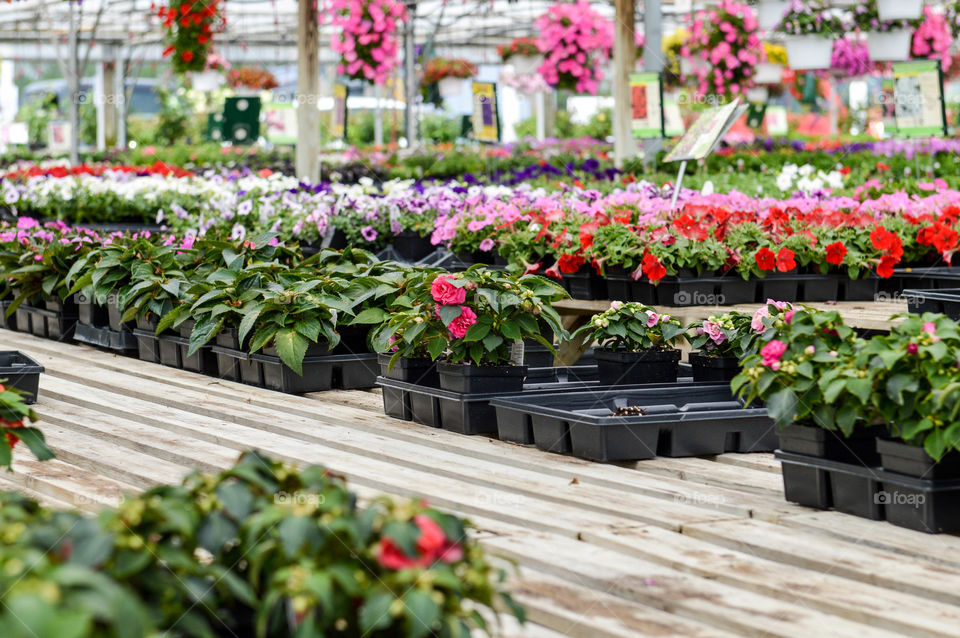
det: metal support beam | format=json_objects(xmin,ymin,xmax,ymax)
[
  {"xmin": 296, "ymin": 0, "xmax": 320, "ymax": 182},
  {"xmin": 67, "ymin": 0, "xmax": 79, "ymax": 164},
  {"xmin": 612, "ymin": 0, "xmax": 635, "ymax": 168}
]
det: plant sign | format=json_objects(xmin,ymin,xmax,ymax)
[
  {"xmin": 892, "ymin": 60, "xmax": 947, "ymax": 138},
  {"xmin": 629, "ymin": 72, "xmax": 664, "ymax": 139},
  {"xmin": 471, "ymin": 82, "xmax": 500, "ymax": 143}
]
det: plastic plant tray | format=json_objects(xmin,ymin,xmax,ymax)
[
  {"xmin": 74, "ymin": 323, "xmax": 138, "ymax": 353},
  {"xmin": 902, "ymin": 287, "xmax": 960, "ymax": 319},
  {"xmin": 0, "ymin": 351, "xmax": 44, "ymax": 404},
  {"xmin": 212, "ymin": 346, "xmax": 379, "ymax": 393},
  {"xmin": 776, "ymin": 450, "xmax": 960, "ymax": 533},
  {"xmin": 490, "ymin": 384, "xmax": 775, "ymax": 461}
]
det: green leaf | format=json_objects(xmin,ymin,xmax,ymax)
[
  {"xmin": 14, "ymin": 428, "xmax": 54, "ymax": 462},
  {"xmin": 438, "ymin": 305, "xmax": 463, "ymax": 326},
  {"xmin": 886, "ymin": 374, "xmax": 919, "ymax": 406},
  {"xmin": 463, "ymin": 322, "xmax": 490, "ymax": 342},
  {"xmin": 274, "ymin": 328, "xmax": 310, "ymax": 376},
  {"xmin": 216, "ymin": 482, "xmax": 254, "ymax": 520},
  {"xmin": 382, "ymin": 520, "xmax": 419, "ymax": 558},
  {"xmin": 766, "ymin": 388, "xmax": 797, "ymax": 426},
  {"xmin": 427, "ymin": 337, "xmax": 447, "ymax": 360},
  {"xmin": 846, "ymin": 377, "xmax": 872, "ymax": 404},
  {"xmin": 277, "ymin": 516, "xmax": 315, "ymax": 558},
  {"xmin": 482, "ymin": 333, "xmax": 504, "ymax": 351},
  {"xmin": 351, "ymin": 307, "xmax": 389, "ymax": 324},
  {"xmin": 500, "ymin": 320, "xmax": 522, "ymax": 341},
  {"xmin": 197, "ymin": 512, "xmax": 237, "ymax": 555},
  {"xmin": 405, "ymin": 590, "xmax": 441, "ymax": 638},
  {"xmin": 359, "ymin": 592, "xmax": 394, "ymax": 633},
  {"xmin": 238, "ymin": 305, "xmax": 263, "ymax": 344}
]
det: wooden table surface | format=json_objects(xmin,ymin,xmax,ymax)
[{"xmin": 1, "ymin": 327, "xmax": 958, "ymax": 637}]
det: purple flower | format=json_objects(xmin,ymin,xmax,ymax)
[
  {"xmin": 361, "ymin": 225, "xmax": 378, "ymax": 242},
  {"xmin": 479, "ymin": 238, "xmax": 495, "ymax": 252}
]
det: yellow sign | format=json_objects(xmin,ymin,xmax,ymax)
[
  {"xmin": 332, "ymin": 84, "xmax": 348, "ymax": 139},
  {"xmin": 471, "ymin": 82, "xmax": 499, "ymax": 142}
]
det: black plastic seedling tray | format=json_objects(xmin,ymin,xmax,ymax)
[
  {"xmin": 776, "ymin": 450, "xmax": 960, "ymax": 533},
  {"xmin": 902, "ymin": 287, "xmax": 960, "ymax": 319},
  {"xmin": 74, "ymin": 323, "xmax": 138, "ymax": 353},
  {"xmin": 491, "ymin": 384, "xmax": 775, "ymax": 461},
  {"xmin": 0, "ymin": 351, "xmax": 44, "ymax": 404},
  {"xmin": 378, "ymin": 366, "xmax": 607, "ymax": 435},
  {"xmin": 213, "ymin": 346, "xmax": 378, "ymax": 393}
]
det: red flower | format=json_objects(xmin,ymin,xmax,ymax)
[
  {"xmin": 839, "ymin": 166, "xmax": 851, "ymax": 175},
  {"xmin": 776, "ymin": 247, "xmax": 796, "ymax": 273},
  {"xmin": 641, "ymin": 253, "xmax": 666, "ymax": 282},
  {"xmin": 876, "ymin": 162, "xmax": 890, "ymax": 171},
  {"xmin": 877, "ymin": 255, "xmax": 899, "ymax": 279},
  {"xmin": 181, "ymin": 50, "xmax": 194, "ymax": 62},
  {"xmin": 755, "ymin": 247, "xmax": 776, "ymax": 271},
  {"xmin": 825, "ymin": 241, "xmax": 847, "ymax": 266},
  {"xmin": 557, "ymin": 253, "xmax": 585, "ymax": 274},
  {"xmin": 377, "ymin": 514, "xmax": 463, "ymax": 570}
]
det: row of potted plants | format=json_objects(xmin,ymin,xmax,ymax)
[
  {"xmin": 0, "ymin": 451, "xmax": 521, "ymax": 636},
  {"xmin": 734, "ymin": 301, "xmax": 960, "ymax": 531}
]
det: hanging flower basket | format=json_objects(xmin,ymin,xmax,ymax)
[
  {"xmin": 754, "ymin": 62, "xmax": 783, "ymax": 84},
  {"xmin": 438, "ymin": 77, "xmax": 467, "ymax": 99},
  {"xmin": 187, "ymin": 70, "xmax": 224, "ymax": 92},
  {"xmin": 878, "ymin": 0, "xmax": 923, "ymax": 22},
  {"xmin": 757, "ymin": 0, "xmax": 790, "ymax": 31},
  {"xmin": 784, "ymin": 35, "xmax": 834, "ymax": 70},
  {"xmin": 867, "ymin": 30, "xmax": 913, "ymax": 61},
  {"xmin": 511, "ymin": 54, "xmax": 543, "ymax": 76}
]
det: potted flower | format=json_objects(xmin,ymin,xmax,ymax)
[
  {"xmin": 155, "ymin": 0, "xmax": 223, "ymax": 75},
  {"xmin": 535, "ymin": 0, "xmax": 613, "ymax": 95},
  {"xmin": 497, "ymin": 36, "xmax": 542, "ymax": 75},
  {"xmin": 685, "ymin": 310, "xmax": 759, "ymax": 382},
  {"xmin": 189, "ymin": 52, "xmax": 229, "ymax": 92},
  {"xmin": 776, "ymin": 0, "xmax": 845, "ymax": 70},
  {"xmin": 682, "ymin": 0, "xmax": 763, "ymax": 98},
  {"xmin": 911, "ymin": 6, "xmax": 953, "ymax": 71},
  {"xmin": 375, "ymin": 267, "xmax": 568, "ymax": 394},
  {"xmin": 226, "ymin": 67, "xmax": 279, "ymax": 93},
  {"xmin": 330, "ymin": 0, "xmax": 407, "ymax": 86},
  {"xmin": 754, "ymin": 42, "xmax": 787, "ymax": 84},
  {"xmin": 852, "ymin": 0, "xmax": 922, "ymax": 62},
  {"xmin": 573, "ymin": 302, "xmax": 685, "ymax": 385},
  {"xmin": 869, "ymin": 313, "xmax": 960, "ymax": 478},
  {"xmin": 422, "ymin": 57, "xmax": 477, "ymax": 100}
]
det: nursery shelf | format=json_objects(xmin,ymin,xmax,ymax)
[{"xmin": 3, "ymin": 327, "xmax": 960, "ymax": 638}]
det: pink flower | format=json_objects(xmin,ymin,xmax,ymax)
[
  {"xmin": 431, "ymin": 275, "xmax": 466, "ymax": 306},
  {"xmin": 478, "ymin": 238, "xmax": 495, "ymax": 252},
  {"xmin": 761, "ymin": 340, "xmax": 788, "ymax": 368},
  {"xmin": 923, "ymin": 321, "xmax": 941, "ymax": 343},
  {"xmin": 447, "ymin": 306, "xmax": 477, "ymax": 339},
  {"xmin": 751, "ymin": 307, "xmax": 769, "ymax": 333},
  {"xmin": 703, "ymin": 321, "xmax": 726, "ymax": 345},
  {"xmin": 646, "ymin": 311, "xmax": 659, "ymax": 327},
  {"xmin": 908, "ymin": 343, "xmax": 919, "ymax": 355},
  {"xmin": 784, "ymin": 310, "xmax": 794, "ymax": 324}
]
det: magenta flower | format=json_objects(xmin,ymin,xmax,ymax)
[{"xmin": 448, "ymin": 306, "xmax": 477, "ymax": 339}]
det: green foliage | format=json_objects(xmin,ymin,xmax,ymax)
[
  {"xmin": 346, "ymin": 110, "xmax": 404, "ymax": 146},
  {"xmin": 686, "ymin": 310, "xmax": 761, "ymax": 358},
  {"xmin": 0, "ymin": 381, "xmax": 52, "ymax": 469},
  {"xmin": 420, "ymin": 113, "xmax": 463, "ymax": 143},
  {"xmin": 0, "ymin": 452, "xmax": 522, "ymax": 637},
  {"xmin": 573, "ymin": 302, "xmax": 685, "ymax": 352},
  {"xmin": 16, "ymin": 93, "xmax": 59, "ymax": 146}
]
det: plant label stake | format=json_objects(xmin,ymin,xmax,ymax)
[{"xmin": 670, "ymin": 160, "xmax": 686, "ymax": 210}]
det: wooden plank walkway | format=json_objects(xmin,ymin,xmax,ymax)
[{"xmin": 2, "ymin": 327, "xmax": 960, "ymax": 637}]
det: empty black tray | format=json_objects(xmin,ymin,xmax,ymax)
[
  {"xmin": 0, "ymin": 351, "xmax": 43, "ymax": 404},
  {"xmin": 902, "ymin": 288, "xmax": 960, "ymax": 319},
  {"xmin": 74, "ymin": 323, "xmax": 138, "ymax": 353},
  {"xmin": 491, "ymin": 384, "xmax": 776, "ymax": 461}
]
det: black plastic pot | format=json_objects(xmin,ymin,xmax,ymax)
[
  {"xmin": 0, "ymin": 300, "xmax": 17, "ymax": 332},
  {"xmin": 563, "ymin": 266, "xmax": 608, "ymax": 301},
  {"xmin": 878, "ymin": 439, "xmax": 960, "ymax": 480},
  {"xmin": 841, "ymin": 276, "xmax": 879, "ymax": 302},
  {"xmin": 332, "ymin": 325, "xmax": 371, "ymax": 355},
  {"xmin": 594, "ymin": 348, "xmax": 680, "ymax": 385},
  {"xmin": 107, "ymin": 296, "xmax": 131, "ymax": 332},
  {"xmin": 136, "ymin": 314, "xmax": 160, "ymax": 333},
  {"xmin": 214, "ymin": 345, "xmax": 378, "ymax": 393},
  {"xmin": 215, "ymin": 328, "xmax": 244, "ymax": 351},
  {"xmin": 377, "ymin": 353, "xmax": 439, "ymax": 387},
  {"xmin": 759, "ymin": 274, "xmax": 801, "ymax": 302},
  {"xmin": 655, "ymin": 276, "xmax": 716, "ymax": 307},
  {"xmin": 392, "ymin": 231, "xmax": 436, "ymax": 263},
  {"xmin": 132, "ymin": 329, "xmax": 160, "ymax": 364},
  {"xmin": 168, "ymin": 334, "xmax": 216, "ymax": 374},
  {"xmin": 689, "ymin": 353, "xmax": 741, "ymax": 383},
  {"xmin": 178, "ymin": 319, "xmax": 195, "ymax": 339},
  {"xmin": 717, "ymin": 277, "xmax": 758, "ymax": 305},
  {"xmin": 777, "ymin": 424, "xmax": 887, "ymax": 518},
  {"xmin": 903, "ymin": 288, "xmax": 960, "ymax": 320},
  {"xmin": 438, "ymin": 362, "xmax": 528, "ymax": 394},
  {"xmin": 491, "ymin": 383, "xmax": 774, "ymax": 461},
  {"xmin": 0, "ymin": 351, "xmax": 44, "ymax": 404},
  {"xmin": 78, "ymin": 299, "xmax": 109, "ymax": 327},
  {"xmin": 799, "ymin": 274, "xmax": 839, "ymax": 302}
]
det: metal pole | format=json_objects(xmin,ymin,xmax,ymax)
[
  {"xmin": 642, "ymin": 0, "xmax": 663, "ymax": 163},
  {"xmin": 67, "ymin": 0, "xmax": 79, "ymax": 165},
  {"xmin": 670, "ymin": 160, "xmax": 686, "ymax": 209},
  {"xmin": 404, "ymin": 2, "xmax": 417, "ymax": 147}
]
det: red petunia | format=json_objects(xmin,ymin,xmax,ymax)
[
  {"xmin": 825, "ymin": 241, "xmax": 847, "ymax": 266},
  {"xmin": 776, "ymin": 247, "xmax": 796, "ymax": 273},
  {"xmin": 641, "ymin": 253, "xmax": 666, "ymax": 282},
  {"xmin": 557, "ymin": 253, "xmax": 585, "ymax": 274},
  {"xmin": 755, "ymin": 247, "xmax": 776, "ymax": 271},
  {"xmin": 877, "ymin": 255, "xmax": 899, "ymax": 279},
  {"xmin": 181, "ymin": 50, "xmax": 194, "ymax": 62}
]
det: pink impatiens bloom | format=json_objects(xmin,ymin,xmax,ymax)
[
  {"xmin": 761, "ymin": 340, "xmax": 788, "ymax": 368},
  {"xmin": 447, "ymin": 306, "xmax": 477, "ymax": 339},
  {"xmin": 431, "ymin": 275, "xmax": 466, "ymax": 306}
]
